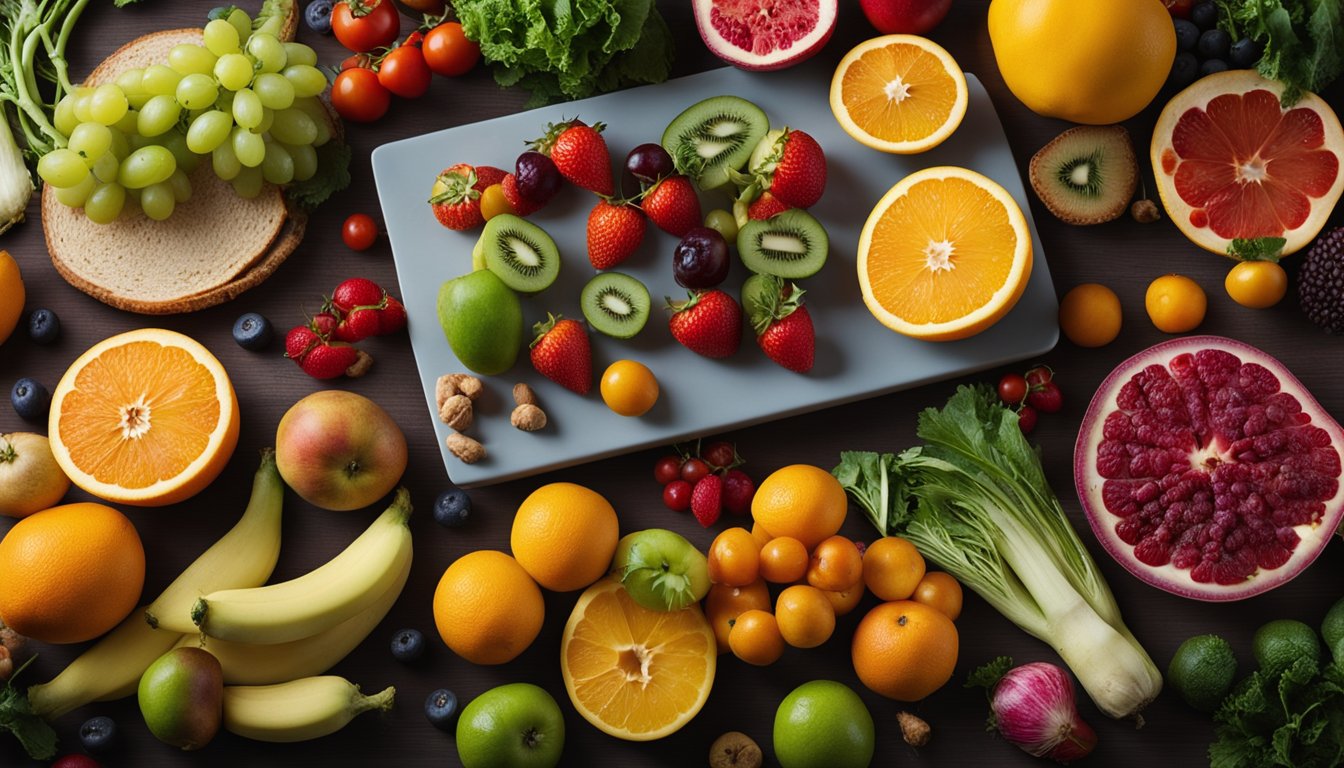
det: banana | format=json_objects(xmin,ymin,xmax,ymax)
[
  {"xmin": 27, "ymin": 450, "xmax": 285, "ymax": 720},
  {"xmin": 192, "ymin": 488, "xmax": 412, "ymax": 645},
  {"xmin": 174, "ymin": 549, "xmax": 411, "ymax": 685},
  {"xmin": 222, "ymin": 676, "xmax": 395, "ymax": 743}
]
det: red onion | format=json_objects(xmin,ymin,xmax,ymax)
[{"xmin": 989, "ymin": 662, "xmax": 1097, "ymax": 763}]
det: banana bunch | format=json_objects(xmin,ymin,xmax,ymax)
[{"xmin": 222, "ymin": 676, "xmax": 395, "ymax": 743}]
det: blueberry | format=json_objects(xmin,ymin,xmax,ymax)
[
  {"xmin": 425, "ymin": 688, "xmax": 458, "ymax": 731},
  {"xmin": 1201, "ymin": 58, "xmax": 1230, "ymax": 76},
  {"xmin": 1229, "ymin": 37, "xmax": 1264, "ymax": 68},
  {"xmin": 26, "ymin": 308, "xmax": 60, "ymax": 345},
  {"xmin": 390, "ymin": 628, "xmax": 426, "ymax": 663},
  {"xmin": 304, "ymin": 0, "xmax": 333, "ymax": 34},
  {"xmin": 78, "ymin": 716, "xmax": 117, "ymax": 755},
  {"xmin": 10, "ymin": 378, "xmax": 50, "ymax": 423},
  {"xmin": 1191, "ymin": 1, "xmax": 1218, "ymax": 30},
  {"xmin": 433, "ymin": 488, "xmax": 471, "ymax": 528},
  {"xmin": 1197, "ymin": 28, "xmax": 1231, "ymax": 60},
  {"xmin": 1168, "ymin": 52, "xmax": 1201, "ymax": 90},
  {"xmin": 1173, "ymin": 19, "xmax": 1200, "ymax": 52},
  {"xmin": 232, "ymin": 312, "xmax": 273, "ymax": 351}
]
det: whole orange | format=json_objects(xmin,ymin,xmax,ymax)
[
  {"xmin": 704, "ymin": 579, "xmax": 771, "ymax": 654},
  {"xmin": 0, "ymin": 502, "xmax": 145, "ymax": 643},
  {"xmin": 510, "ymin": 482, "xmax": 618, "ymax": 592},
  {"xmin": 751, "ymin": 465, "xmax": 847, "ymax": 551},
  {"xmin": 852, "ymin": 600, "xmax": 958, "ymax": 701},
  {"xmin": 433, "ymin": 550, "xmax": 543, "ymax": 665}
]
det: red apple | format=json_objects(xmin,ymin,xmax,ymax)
[
  {"xmin": 859, "ymin": 0, "xmax": 952, "ymax": 34},
  {"xmin": 275, "ymin": 391, "xmax": 407, "ymax": 511}
]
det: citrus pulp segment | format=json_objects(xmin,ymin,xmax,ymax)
[
  {"xmin": 829, "ymin": 35, "xmax": 967, "ymax": 154},
  {"xmin": 561, "ymin": 579, "xmax": 716, "ymax": 741},
  {"xmin": 48, "ymin": 328, "xmax": 239, "ymax": 506},
  {"xmin": 857, "ymin": 166, "xmax": 1032, "ymax": 341}
]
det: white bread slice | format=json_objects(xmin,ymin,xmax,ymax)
[{"xmin": 43, "ymin": 23, "xmax": 302, "ymax": 314}]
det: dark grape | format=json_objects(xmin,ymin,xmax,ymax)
[
  {"xmin": 1173, "ymin": 19, "xmax": 1200, "ymax": 52},
  {"xmin": 625, "ymin": 143, "xmax": 675, "ymax": 184},
  {"xmin": 514, "ymin": 150, "xmax": 562, "ymax": 203},
  {"xmin": 1229, "ymin": 37, "xmax": 1263, "ymax": 68},
  {"xmin": 1190, "ymin": 1, "xmax": 1218, "ymax": 30},
  {"xmin": 1200, "ymin": 58, "xmax": 1230, "ymax": 76},
  {"xmin": 672, "ymin": 227, "xmax": 730, "ymax": 289},
  {"xmin": 1168, "ymin": 51, "xmax": 1200, "ymax": 89}
]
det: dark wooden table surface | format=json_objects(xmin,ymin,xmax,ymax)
[{"xmin": 3, "ymin": 2, "xmax": 1343, "ymax": 766}]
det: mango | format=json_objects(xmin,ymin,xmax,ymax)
[{"xmin": 138, "ymin": 647, "xmax": 223, "ymax": 750}]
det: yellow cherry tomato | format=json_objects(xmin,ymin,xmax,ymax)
[
  {"xmin": 479, "ymin": 183, "xmax": 514, "ymax": 221},
  {"xmin": 1225, "ymin": 261, "xmax": 1287, "ymax": 309},
  {"xmin": 1058, "ymin": 283, "xmax": 1122, "ymax": 347},
  {"xmin": 1145, "ymin": 274, "xmax": 1207, "ymax": 333},
  {"xmin": 599, "ymin": 359, "xmax": 659, "ymax": 417}
]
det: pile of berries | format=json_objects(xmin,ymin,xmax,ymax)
[
  {"xmin": 996, "ymin": 365, "xmax": 1062, "ymax": 434},
  {"xmin": 284, "ymin": 278, "xmax": 406, "ymax": 379},
  {"xmin": 653, "ymin": 439, "xmax": 756, "ymax": 527},
  {"xmin": 1164, "ymin": 0, "xmax": 1264, "ymax": 89}
]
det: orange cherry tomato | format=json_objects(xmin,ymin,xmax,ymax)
[
  {"xmin": 729, "ymin": 609, "xmax": 784, "ymax": 666},
  {"xmin": 913, "ymin": 571, "xmax": 963, "ymax": 621},
  {"xmin": 704, "ymin": 580, "xmax": 771, "ymax": 654}
]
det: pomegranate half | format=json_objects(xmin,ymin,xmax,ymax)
[
  {"xmin": 1075, "ymin": 336, "xmax": 1344, "ymax": 601},
  {"xmin": 693, "ymin": 0, "xmax": 838, "ymax": 72}
]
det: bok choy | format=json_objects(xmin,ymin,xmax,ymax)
[{"xmin": 833, "ymin": 385, "xmax": 1162, "ymax": 720}]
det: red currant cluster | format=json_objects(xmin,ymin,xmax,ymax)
[
  {"xmin": 653, "ymin": 440, "xmax": 756, "ymax": 528},
  {"xmin": 997, "ymin": 365, "xmax": 1063, "ymax": 434}
]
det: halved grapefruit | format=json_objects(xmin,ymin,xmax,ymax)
[{"xmin": 1151, "ymin": 70, "xmax": 1344, "ymax": 257}]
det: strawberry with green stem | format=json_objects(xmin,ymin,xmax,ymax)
[
  {"xmin": 429, "ymin": 164, "xmax": 506, "ymax": 231},
  {"xmin": 751, "ymin": 275, "xmax": 814, "ymax": 373},
  {"xmin": 731, "ymin": 128, "xmax": 827, "ymax": 217},
  {"xmin": 530, "ymin": 314, "xmax": 592, "ymax": 394},
  {"xmin": 641, "ymin": 174, "xmax": 701, "ymax": 237},
  {"xmin": 668, "ymin": 289, "xmax": 742, "ymax": 359},
  {"xmin": 528, "ymin": 119, "xmax": 613, "ymax": 197},
  {"xmin": 587, "ymin": 197, "xmax": 646, "ymax": 269}
]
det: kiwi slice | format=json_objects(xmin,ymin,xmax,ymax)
[
  {"xmin": 1028, "ymin": 125, "xmax": 1138, "ymax": 225},
  {"xmin": 481, "ymin": 214, "xmax": 560, "ymax": 293},
  {"xmin": 662, "ymin": 95, "xmax": 769, "ymax": 191},
  {"xmin": 737, "ymin": 209, "xmax": 829, "ymax": 279},
  {"xmin": 580, "ymin": 272, "xmax": 650, "ymax": 339}
]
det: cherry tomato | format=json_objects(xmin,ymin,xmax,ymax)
[
  {"xmin": 806, "ymin": 535, "xmax": 864, "ymax": 592},
  {"xmin": 378, "ymin": 44, "xmax": 432, "ymax": 98},
  {"xmin": 331, "ymin": 67, "xmax": 391, "ymax": 122},
  {"xmin": 1024, "ymin": 365, "xmax": 1053, "ymax": 388},
  {"xmin": 680, "ymin": 457, "xmax": 709, "ymax": 485},
  {"xmin": 1017, "ymin": 404, "xmax": 1038, "ymax": 434},
  {"xmin": 332, "ymin": 0, "xmax": 400, "ymax": 53},
  {"xmin": 997, "ymin": 373, "xmax": 1027, "ymax": 406},
  {"xmin": 663, "ymin": 480, "xmax": 692, "ymax": 512},
  {"xmin": 342, "ymin": 213, "xmax": 378, "ymax": 251},
  {"xmin": 913, "ymin": 571, "xmax": 963, "ymax": 621},
  {"xmin": 1163, "ymin": 0, "xmax": 1194, "ymax": 17},
  {"xmin": 340, "ymin": 52, "xmax": 373, "ymax": 70},
  {"xmin": 422, "ymin": 22, "xmax": 480, "ymax": 77},
  {"xmin": 653, "ymin": 455, "xmax": 681, "ymax": 485},
  {"xmin": 1225, "ymin": 260, "xmax": 1287, "ymax": 309},
  {"xmin": 1145, "ymin": 274, "xmax": 1207, "ymax": 333},
  {"xmin": 702, "ymin": 440, "xmax": 736, "ymax": 470},
  {"xmin": 404, "ymin": 29, "xmax": 424, "ymax": 48}
]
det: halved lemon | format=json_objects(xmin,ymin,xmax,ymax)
[
  {"xmin": 829, "ymin": 35, "xmax": 968, "ymax": 154},
  {"xmin": 561, "ymin": 579, "xmax": 716, "ymax": 741},
  {"xmin": 48, "ymin": 328, "xmax": 239, "ymax": 506},
  {"xmin": 857, "ymin": 166, "xmax": 1033, "ymax": 341}
]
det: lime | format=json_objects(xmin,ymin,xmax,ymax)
[
  {"xmin": 1322, "ymin": 597, "xmax": 1344, "ymax": 661},
  {"xmin": 773, "ymin": 680, "xmax": 874, "ymax": 768},
  {"xmin": 1252, "ymin": 619, "xmax": 1321, "ymax": 676},
  {"xmin": 1167, "ymin": 634, "xmax": 1237, "ymax": 712}
]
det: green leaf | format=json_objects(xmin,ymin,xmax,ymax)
[
  {"xmin": 965, "ymin": 656, "xmax": 1013, "ymax": 691},
  {"xmin": 1229, "ymin": 237, "xmax": 1288, "ymax": 261},
  {"xmin": 285, "ymin": 141, "xmax": 351, "ymax": 211},
  {"xmin": 0, "ymin": 660, "xmax": 57, "ymax": 761}
]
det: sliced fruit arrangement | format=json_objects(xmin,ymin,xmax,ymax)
[
  {"xmin": 1029, "ymin": 126, "xmax": 1138, "ymax": 225},
  {"xmin": 1075, "ymin": 336, "xmax": 1344, "ymax": 600}
]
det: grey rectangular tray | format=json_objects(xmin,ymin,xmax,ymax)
[{"xmin": 372, "ymin": 63, "xmax": 1058, "ymax": 487}]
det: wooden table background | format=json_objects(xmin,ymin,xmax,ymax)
[{"xmin": 2, "ymin": 1, "xmax": 1343, "ymax": 766}]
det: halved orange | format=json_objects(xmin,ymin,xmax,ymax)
[
  {"xmin": 561, "ymin": 579, "xmax": 716, "ymax": 741},
  {"xmin": 829, "ymin": 35, "xmax": 968, "ymax": 154},
  {"xmin": 48, "ymin": 328, "xmax": 239, "ymax": 506},
  {"xmin": 858, "ymin": 166, "xmax": 1033, "ymax": 341}
]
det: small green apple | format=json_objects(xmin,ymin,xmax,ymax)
[
  {"xmin": 611, "ymin": 529, "xmax": 710, "ymax": 612},
  {"xmin": 456, "ymin": 683, "xmax": 564, "ymax": 768},
  {"xmin": 773, "ymin": 680, "xmax": 875, "ymax": 768}
]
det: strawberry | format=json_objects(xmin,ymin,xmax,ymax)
[
  {"xmin": 529, "ymin": 314, "xmax": 592, "ymax": 395},
  {"xmin": 747, "ymin": 190, "xmax": 790, "ymax": 220},
  {"xmin": 377, "ymin": 295, "xmax": 407, "ymax": 335},
  {"xmin": 429, "ymin": 164, "xmax": 501, "ymax": 231},
  {"xmin": 722, "ymin": 469, "xmax": 755, "ymax": 515},
  {"xmin": 668, "ymin": 289, "xmax": 742, "ymax": 359},
  {"xmin": 284, "ymin": 324, "xmax": 320, "ymax": 362},
  {"xmin": 331, "ymin": 278, "xmax": 385, "ymax": 313},
  {"xmin": 530, "ymin": 120, "xmax": 613, "ymax": 197},
  {"xmin": 333, "ymin": 307, "xmax": 383, "ymax": 342},
  {"xmin": 475, "ymin": 165, "xmax": 507, "ymax": 189},
  {"xmin": 691, "ymin": 474, "xmax": 723, "ymax": 527},
  {"xmin": 1027, "ymin": 381, "xmax": 1063, "ymax": 413},
  {"xmin": 751, "ymin": 128, "xmax": 826, "ymax": 209},
  {"xmin": 502, "ymin": 173, "xmax": 543, "ymax": 216},
  {"xmin": 587, "ymin": 199, "xmax": 646, "ymax": 269},
  {"xmin": 751, "ymin": 276, "xmax": 814, "ymax": 373},
  {"xmin": 641, "ymin": 174, "xmax": 701, "ymax": 237},
  {"xmin": 310, "ymin": 311, "xmax": 339, "ymax": 338},
  {"xmin": 300, "ymin": 342, "xmax": 361, "ymax": 380},
  {"xmin": 1017, "ymin": 404, "xmax": 1039, "ymax": 434}
]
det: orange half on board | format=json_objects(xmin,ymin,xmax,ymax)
[
  {"xmin": 857, "ymin": 166, "xmax": 1033, "ymax": 341},
  {"xmin": 48, "ymin": 328, "xmax": 240, "ymax": 506},
  {"xmin": 829, "ymin": 35, "xmax": 968, "ymax": 154}
]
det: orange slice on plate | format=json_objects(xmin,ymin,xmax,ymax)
[
  {"xmin": 829, "ymin": 35, "xmax": 968, "ymax": 154},
  {"xmin": 48, "ymin": 328, "xmax": 239, "ymax": 506},
  {"xmin": 561, "ymin": 579, "xmax": 716, "ymax": 741},
  {"xmin": 857, "ymin": 166, "xmax": 1033, "ymax": 341}
]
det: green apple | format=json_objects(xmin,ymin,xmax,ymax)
[
  {"xmin": 138, "ymin": 647, "xmax": 224, "ymax": 750},
  {"xmin": 611, "ymin": 529, "xmax": 710, "ymax": 612},
  {"xmin": 773, "ymin": 680, "xmax": 874, "ymax": 768},
  {"xmin": 457, "ymin": 683, "xmax": 564, "ymax": 768},
  {"xmin": 437, "ymin": 269, "xmax": 523, "ymax": 376}
]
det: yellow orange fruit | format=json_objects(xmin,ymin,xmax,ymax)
[
  {"xmin": 751, "ymin": 465, "xmax": 847, "ymax": 551},
  {"xmin": 862, "ymin": 536, "xmax": 927, "ymax": 601},
  {"xmin": 759, "ymin": 536, "xmax": 809, "ymax": 584},
  {"xmin": 600, "ymin": 360, "xmax": 659, "ymax": 417},
  {"xmin": 1059, "ymin": 283, "xmax": 1122, "ymax": 348},
  {"xmin": 0, "ymin": 250, "xmax": 24, "ymax": 346},
  {"xmin": 728, "ymin": 609, "xmax": 785, "ymax": 666},
  {"xmin": 47, "ymin": 328, "xmax": 239, "ymax": 506},
  {"xmin": 857, "ymin": 166, "xmax": 1033, "ymax": 341},
  {"xmin": 510, "ymin": 482, "xmax": 618, "ymax": 592},
  {"xmin": 433, "ymin": 550, "xmax": 543, "ymax": 665},
  {"xmin": 775, "ymin": 585, "xmax": 836, "ymax": 649},
  {"xmin": 562, "ymin": 579, "xmax": 716, "ymax": 741},
  {"xmin": 806, "ymin": 535, "xmax": 864, "ymax": 592},
  {"xmin": 749, "ymin": 521, "xmax": 774, "ymax": 549},
  {"xmin": 824, "ymin": 582, "xmax": 867, "ymax": 617},
  {"xmin": 0, "ymin": 502, "xmax": 145, "ymax": 643},
  {"xmin": 705, "ymin": 580, "xmax": 772, "ymax": 654},
  {"xmin": 988, "ymin": 0, "xmax": 1175, "ymax": 124},
  {"xmin": 913, "ymin": 571, "xmax": 963, "ymax": 621},
  {"xmin": 829, "ymin": 35, "xmax": 968, "ymax": 154},
  {"xmin": 852, "ymin": 600, "xmax": 958, "ymax": 701},
  {"xmin": 707, "ymin": 527, "xmax": 761, "ymax": 587},
  {"xmin": 1145, "ymin": 274, "xmax": 1207, "ymax": 333}
]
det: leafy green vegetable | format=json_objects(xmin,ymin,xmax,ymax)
[
  {"xmin": 967, "ymin": 656, "xmax": 1015, "ymax": 691},
  {"xmin": 1210, "ymin": 650, "xmax": 1344, "ymax": 767},
  {"xmin": 452, "ymin": 0, "xmax": 673, "ymax": 107},
  {"xmin": 1229, "ymin": 237, "xmax": 1288, "ymax": 261},
  {"xmin": 1216, "ymin": 0, "xmax": 1343, "ymax": 104},
  {"xmin": 286, "ymin": 140, "xmax": 351, "ymax": 211},
  {"xmin": 0, "ymin": 657, "xmax": 57, "ymax": 760}
]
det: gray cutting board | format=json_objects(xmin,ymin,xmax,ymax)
[{"xmin": 372, "ymin": 63, "xmax": 1058, "ymax": 487}]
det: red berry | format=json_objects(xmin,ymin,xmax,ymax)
[
  {"xmin": 53, "ymin": 757, "xmax": 102, "ymax": 768},
  {"xmin": 331, "ymin": 278, "xmax": 385, "ymax": 314},
  {"xmin": 1027, "ymin": 381, "xmax": 1063, "ymax": 413},
  {"xmin": 654, "ymin": 455, "xmax": 681, "ymax": 485},
  {"xmin": 377, "ymin": 296, "xmax": 407, "ymax": 335},
  {"xmin": 691, "ymin": 474, "xmax": 722, "ymax": 527},
  {"xmin": 998, "ymin": 373, "xmax": 1028, "ymax": 406},
  {"xmin": 702, "ymin": 440, "xmax": 737, "ymax": 470},
  {"xmin": 1017, "ymin": 405, "xmax": 1039, "ymax": 434},
  {"xmin": 1025, "ymin": 365, "xmax": 1053, "ymax": 388},
  {"xmin": 284, "ymin": 324, "xmax": 319, "ymax": 362},
  {"xmin": 332, "ymin": 307, "xmax": 382, "ymax": 343},
  {"xmin": 722, "ymin": 469, "xmax": 755, "ymax": 515},
  {"xmin": 310, "ymin": 311, "xmax": 339, "ymax": 338},
  {"xmin": 342, "ymin": 213, "xmax": 378, "ymax": 251},
  {"xmin": 853, "ymin": 540, "xmax": 867, "ymax": 556},
  {"xmin": 680, "ymin": 457, "xmax": 709, "ymax": 485},
  {"xmin": 662, "ymin": 480, "xmax": 692, "ymax": 512}
]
